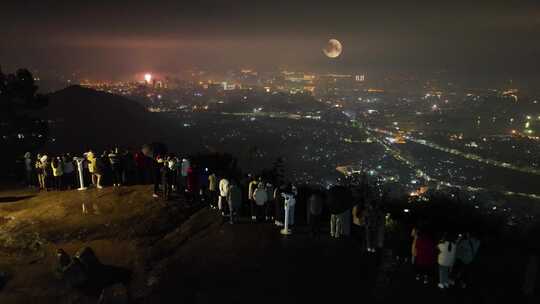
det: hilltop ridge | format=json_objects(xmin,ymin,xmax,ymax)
[{"xmin": 41, "ymin": 86, "xmax": 160, "ymax": 153}]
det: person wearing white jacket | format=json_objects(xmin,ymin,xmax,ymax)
[
  {"xmin": 437, "ymin": 236, "xmax": 456, "ymax": 289},
  {"xmin": 218, "ymin": 177, "xmax": 230, "ymax": 215}
]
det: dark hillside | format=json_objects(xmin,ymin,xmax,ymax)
[{"xmin": 41, "ymin": 86, "xmax": 159, "ymax": 152}]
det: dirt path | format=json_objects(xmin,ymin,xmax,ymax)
[{"xmin": 146, "ymin": 216, "xmax": 379, "ymax": 303}]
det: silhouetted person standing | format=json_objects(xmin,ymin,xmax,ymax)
[
  {"xmin": 24, "ymin": 152, "xmax": 34, "ymax": 187},
  {"xmin": 208, "ymin": 172, "xmax": 218, "ymax": 209},
  {"xmin": 51, "ymin": 157, "xmax": 63, "ymax": 190},
  {"xmin": 253, "ymin": 182, "xmax": 268, "ymax": 222},
  {"xmin": 308, "ymin": 191, "xmax": 324, "ymax": 238},
  {"xmin": 228, "ymin": 181, "xmax": 242, "ymax": 224},
  {"xmin": 108, "ymin": 148, "xmax": 122, "ymax": 187}
]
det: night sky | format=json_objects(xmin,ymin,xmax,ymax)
[{"xmin": 1, "ymin": 0, "xmax": 539, "ymax": 78}]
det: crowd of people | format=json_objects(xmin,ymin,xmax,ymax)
[
  {"xmin": 25, "ymin": 152, "xmax": 77, "ymax": 191},
  {"xmin": 24, "ymin": 149, "xmax": 141, "ymax": 191},
  {"xmin": 21, "ymin": 146, "xmax": 384, "ymax": 238},
  {"xmin": 22, "ymin": 147, "xmax": 304, "ymax": 231},
  {"xmin": 22, "ymin": 146, "xmax": 205, "ymax": 194},
  {"xmin": 411, "ymin": 228, "xmax": 481, "ymax": 290},
  {"xmin": 21, "ymin": 146, "xmax": 483, "ymax": 292}
]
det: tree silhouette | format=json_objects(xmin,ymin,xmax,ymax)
[{"xmin": 0, "ymin": 67, "xmax": 48, "ymax": 178}]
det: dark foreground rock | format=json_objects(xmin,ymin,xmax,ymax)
[{"xmin": 98, "ymin": 283, "xmax": 129, "ymax": 304}]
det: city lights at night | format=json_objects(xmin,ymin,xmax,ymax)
[
  {"xmin": 144, "ymin": 73, "xmax": 152, "ymax": 83},
  {"xmin": 1, "ymin": 1, "xmax": 540, "ymax": 303}
]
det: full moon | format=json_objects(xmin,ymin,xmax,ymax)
[{"xmin": 323, "ymin": 39, "xmax": 342, "ymax": 58}]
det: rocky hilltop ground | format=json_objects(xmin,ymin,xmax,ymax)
[
  {"xmin": 0, "ymin": 186, "xmax": 221, "ymax": 303},
  {"xmin": 0, "ymin": 186, "xmax": 537, "ymax": 303}
]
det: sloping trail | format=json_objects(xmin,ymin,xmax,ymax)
[{"xmin": 145, "ymin": 214, "xmax": 379, "ymax": 303}]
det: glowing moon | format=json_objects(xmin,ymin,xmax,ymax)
[{"xmin": 323, "ymin": 39, "xmax": 342, "ymax": 58}]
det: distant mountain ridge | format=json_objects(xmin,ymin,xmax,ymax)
[{"xmin": 41, "ymin": 85, "xmax": 158, "ymax": 153}]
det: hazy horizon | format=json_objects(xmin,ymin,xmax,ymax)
[{"xmin": 2, "ymin": 0, "xmax": 540, "ymax": 81}]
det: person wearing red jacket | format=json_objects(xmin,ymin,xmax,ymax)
[
  {"xmin": 134, "ymin": 151, "xmax": 146, "ymax": 184},
  {"xmin": 414, "ymin": 230, "xmax": 437, "ymax": 285}
]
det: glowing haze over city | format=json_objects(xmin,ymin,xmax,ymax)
[{"xmin": 1, "ymin": 0, "xmax": 540, "ymax": 302}]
